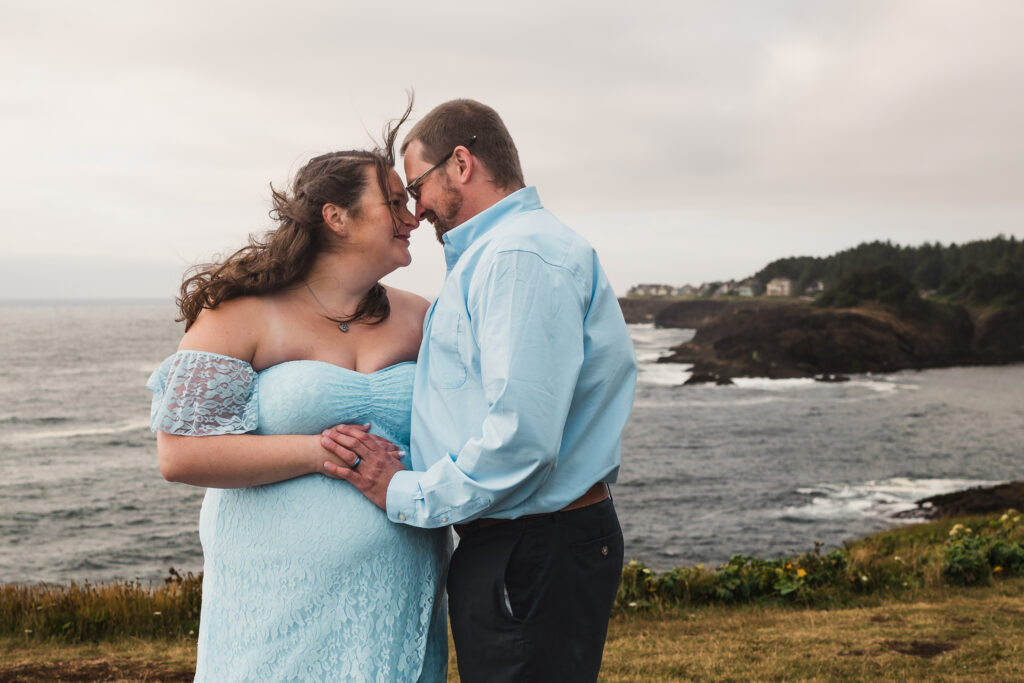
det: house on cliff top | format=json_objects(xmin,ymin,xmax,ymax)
[
  {"xmin": 628, "ymin": 283, "xmax": 676, "ymax": 297},
  {"xmin": 766, "ymin": 277, "xmax": 795, "ymax": 297}
]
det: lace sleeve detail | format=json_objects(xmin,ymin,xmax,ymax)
[{"xmin": 146, "ymin": 350, "xmax": 258, "ymax": 435}]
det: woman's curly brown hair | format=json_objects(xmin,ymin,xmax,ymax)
[{"xmin": 177, "ymin": 99, "xmax": 414, "ymax": 330}]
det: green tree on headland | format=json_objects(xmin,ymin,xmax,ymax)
[
  {"xmin": 815, "ymin": 265, "xmax": 931, "ymax": 318},
  {"xmin": 756, "ymin": 235, "xmax": 1024, "ymax": 308}
]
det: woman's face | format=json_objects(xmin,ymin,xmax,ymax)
[{"xmin": 345, "ymin": 167, "xmax": 420, "ymax": 270}]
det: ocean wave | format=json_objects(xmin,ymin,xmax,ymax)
[
  {"xmin": 0, "ymin": 415, "xmax": 72, "ymax": 426},
  {"xmin": 781, "ymin": 477, "xmax": 1007, "ymax": 521},
  {"xmin": 0, "ymin": 420, "xmax": 151, "ymax": 443},
  {"xmin": 628, "ymin": 324, "xmax": 694, "ymax": 363},
  {"xmin": 731, "ymin": 377, "xmax": 818, "ymax": 391},
  {"xmin": 637, "ymin": 363, "xmax": 692, "ymax": 387}
]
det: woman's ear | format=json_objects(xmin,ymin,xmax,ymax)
[{"xmin": 322, "ymin": 203, "xmax": 348, "ymax": 237}]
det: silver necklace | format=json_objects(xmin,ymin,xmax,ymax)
[{"xmin": 304, "ymin": 281, "xmax": 351, "ymax": 333}]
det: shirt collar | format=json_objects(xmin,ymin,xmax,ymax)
[{"xmin": 442, "ymin": 186, "xmax": 542, "ymax": 270}]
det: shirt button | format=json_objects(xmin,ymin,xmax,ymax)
[
  {"xmin": 398, "ymin": 513, "xmax": 406, "ymax": 521},
  {"xmin": 441, "ymin": 516, "xmax": 448, "ymax": 523},
  {"xmin": 601, "ymin": 545, "xmax": 609, "ymax": 556}
]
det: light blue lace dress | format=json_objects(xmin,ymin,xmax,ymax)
[{"xmin": 147, "ymin": 350, "xmax": 449, "ymax": 682}]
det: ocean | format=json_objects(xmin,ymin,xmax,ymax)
[{"xmin": 1, "ymin": 300, "xmax": 1021, "ymax": 583}]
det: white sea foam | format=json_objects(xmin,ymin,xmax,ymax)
[
  {"xmin": 782, "ymin": 477, "xmax": 1007, "ymax": 521},
  {"xmin": 731, "ymin": 377, "xmax": 818, "ymax": 391},
  {"xmin": 629, "ymin": 324, "xmax": 695, "ymax": 386},
  {"xmin": 850, "ymin": 378, "xmax": 902, "ymax": 393},
  {"xmin": 638, "ymin": 363, "xmax": 692, "ymax": 387}
]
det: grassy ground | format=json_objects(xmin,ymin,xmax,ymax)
[
  {"xmin": 4, "ymin": 513, "xmax": 1023, "ymax": 681},
  {"xmin": 601, "ymin": 582, "xmax": 1024, "ymax": 681},
  {"xmin": 3, "ymin": 580, "xmax": 1023, "ymax": 682}
]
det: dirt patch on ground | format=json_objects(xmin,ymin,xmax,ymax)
[
  {"xmin": 881, "ymin": 639, "xmax": 959, "ymax": 659},
  {"xmin": 868, "ymin": 614, "xmax": 906, "ymax": 624},
  {"xmin": 0, "ymin": 659, "xmax": 192, "ymax": 682}
]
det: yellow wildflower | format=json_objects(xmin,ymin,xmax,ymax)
[
  {"xmin": 994, "ymin": 566, "xmax": 1003, "ymax": 573},
  {"xmin": 785, "ymin": 563, "xmax": 792, "ymax": 569},
  {"xmin": 797, "ymin": 568, "xmax": 807, "ymax": 578}
]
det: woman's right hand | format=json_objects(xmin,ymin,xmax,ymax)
[{"xmin": 314, "ymin": 423, "xmax": 404, "ymax": 475}]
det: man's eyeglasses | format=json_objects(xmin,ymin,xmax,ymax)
[{"xmin": 406, "ymin": 136, "xmax": 477, "ymax": 202}]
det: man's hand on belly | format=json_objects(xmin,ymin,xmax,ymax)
[{"xmin": 320, "ymin": 423, "xmax": 405, "ymax": 511}]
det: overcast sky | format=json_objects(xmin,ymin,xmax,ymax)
[{"xmin": 2, "ymin": 0, "xmax": 1022, "ymax": 299}]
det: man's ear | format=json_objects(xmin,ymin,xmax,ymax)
[
  {"xmin": 451, "ymin": 145, "xmax": 476, "ymax": 186},
  {"xmin": 322, "ymin": 203, "xmax": 348, "ymax": 237}
]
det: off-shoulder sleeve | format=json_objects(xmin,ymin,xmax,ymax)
[{"xmin": 146, "ymin": 350, "xmax": 258, "ymax": 436}]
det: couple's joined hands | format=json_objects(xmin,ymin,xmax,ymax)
[{"xmin": 318, "ymin": 424, "xmax": 405, "ymax": 510}]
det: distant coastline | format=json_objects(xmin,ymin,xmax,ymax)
[{"xmin": 619, "ymin": 297, "xmax": 1024, "ymax": 383}]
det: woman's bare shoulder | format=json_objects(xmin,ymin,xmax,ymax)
[
  {"xmin": 178, "ymin": 296, "xmax": 266, "ymax": 362},
  {"xmin": 384, "ymin": 286, "xmax": 431, "ymax": 319}
]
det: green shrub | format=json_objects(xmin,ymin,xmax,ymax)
[
  {"xmin": 988, "ymin": 541, "xmax": 1024, "ymax": 577},
  {"xmin": 615, "ymin": 511, "xmax": 1024, "ymax": 612},
  {"xmin": 942, "ymin": 530, "xmax": 990, "ymax": 586}
]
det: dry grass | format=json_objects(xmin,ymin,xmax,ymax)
[
  {"xmin": 4, "ymin": 515, "xmax": 1022, "ymax": 680},
  {"xmin": 600, "ymin": 582, "xmax": 1024, "ymax": 682},
  {"xmin": 4, "ymin": 581, "xmax": 1023, "ymax": 682},
  {"xmin": 0, "ymin": 638, "xmax": 195, "ymax": 682}
]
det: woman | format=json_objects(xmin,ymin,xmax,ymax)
[{"xmin": 146, "ymin": 116, "xmax": 448, "ymax": 681}]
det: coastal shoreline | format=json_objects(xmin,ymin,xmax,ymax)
[
  {"xmin": 897, "ymin": 481, "xmax": 1024, "ymax": 520},
  {"xmin": 620, "ymin": 297, "xmax": 1024, "ymax": 383},
  {"xmin": 5, "ymin": 503, "xmax": 1024, "ymax": 681}
]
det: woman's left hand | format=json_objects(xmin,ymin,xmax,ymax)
[{"xmin": 320, "ymin": 424, "xmax": 406, "ymax": 510}]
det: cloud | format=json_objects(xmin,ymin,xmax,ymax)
[{"xmin": 1, "ymin": 0, "xmax": 1021, "ymax": 298}]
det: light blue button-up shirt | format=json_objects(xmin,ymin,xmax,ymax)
[{"xmin": 386, "ymin": 187, "xmax": 637, "ymax": 527}]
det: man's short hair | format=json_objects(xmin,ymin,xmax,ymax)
[{"xmin": 402, "ymin": 99, "xmax": 526, "ymax": 191}]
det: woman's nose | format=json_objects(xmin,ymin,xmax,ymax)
[{"xmin": 403, "ymin": 204, "xmax": 420, "ymax": 228}]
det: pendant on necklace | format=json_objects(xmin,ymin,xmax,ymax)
[{"xmin": 338, "ymin": 322, "xmax": 349, "ymax": 333}]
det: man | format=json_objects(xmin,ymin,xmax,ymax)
[{"xmin": 322, "ymin": 99, "xmax": 637, "ymax": 682}]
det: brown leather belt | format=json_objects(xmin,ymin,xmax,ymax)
[{"xmin": 454, "ymin": 482, "xmax": 609, "ymax": 539}]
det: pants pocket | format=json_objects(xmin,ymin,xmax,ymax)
[{"xmin": 502, "ymin": 527, "xmax": 553, "ymax": 623}]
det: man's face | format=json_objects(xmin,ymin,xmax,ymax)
[{"xmin": 404, "ymin": 140, "xmax": 464, "ymax": 244}]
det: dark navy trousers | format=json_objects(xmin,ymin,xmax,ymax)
[{"xmin": 447, "ymin": 498, "xmax": 624, "ymax": 683}]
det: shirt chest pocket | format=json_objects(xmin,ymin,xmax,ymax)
[{"xmin": 427, "ymin": 309, "xmax": 468, "ymax": 389}]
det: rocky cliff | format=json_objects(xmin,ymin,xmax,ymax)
[
  {"xmin": 639, "ymin": 300, "xmax": 1024, "ymax": 382},
  {"xmin": 896, "ymin": 482, "xmax": 1024, "ymax": 519}
]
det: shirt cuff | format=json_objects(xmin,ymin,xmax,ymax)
[{"xmin": 386, "ymin": 469, "xmax": 422, "ymax": 524}]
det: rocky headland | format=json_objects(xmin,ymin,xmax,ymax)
[
  {"xmin": 619, "ymin": 298, "xmax": 1024, "ymax": 383},
  {"xmin": 896, "ymin": 482, "xmax": 1024, "ymax": 519}
]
